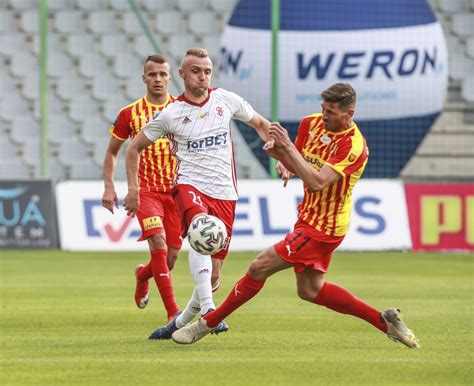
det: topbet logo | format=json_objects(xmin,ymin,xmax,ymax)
[
  {"xmin": 84, "ymin": 200, "xmax": 140, "ymax": 242},
  {"xmin": 187, "ymin": 133, "xmax": 228, "ymax": 151}
]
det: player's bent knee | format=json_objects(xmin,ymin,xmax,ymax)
[
  {"xmin": 297, "ymin": 286, "xmax": 318, "ymax": 302},
  {"xmin": 148, "ymin": 233, "xmax": 167, "ymax": 250}
]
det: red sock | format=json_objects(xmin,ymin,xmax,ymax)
[
  {"xmin": 314, "ymin": 282, "xmax": 387, "ymax": 333},
  {"xmin": 137, "ymin": 262, "xmax": 152, "ymax": 281},
  {"xmin": 150, "ymin": 249, "xmax": 180, "ymax": 319},
  {"xmin": 204, "ymin": 273, "xmax": 266, "ymax": 328}
]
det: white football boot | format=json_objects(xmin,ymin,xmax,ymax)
[
  {"xmin": 382, "ymin": 308, "xmax": 420, "ymax": 348},
  {"xmin": 172, "ymin": 318, "xmax": 214, "ymax": 344}
]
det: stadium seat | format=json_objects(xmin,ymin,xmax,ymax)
[
  {"xmin": 81, "ymin": 115, "xmax": 111, "ymax": 144},
  {"xmin": 112, "ymin": 53, "xmax": 143, "ymax": 79},
  {"xmin": 141, "ymin": 0, "xmax": 171, "ymax": 11},
  {"xmin": 0, "ymin": 161, "xmax": 32, "ymax": 179},
  {"xmin": 47, "ymin": 0, "xmax": 74, "ymax": 11},
  {"xmin": 8, "ymin": 0, "xmax": 35, "ymax": 10},
  {"xmin": 9, "ymin": 52, "xmax": 38, "ymax": 78},
  {"xmin": 0, "ymin": 137, "xmax": 20, "ymax": 162},
  {"xmin": 48, "ymin": 113, "xmax": 78, "ymax": 144},
  {"xmin": 168, "ymin": 35, "xmax": 198, "ymax": 62},
  {"xmin": 57, "ymin": 139, "xmax": 91, "ymax": 165},
  {"xmin": 65, "ymin": 34, "xmax": 96, "ymax": 59},
  {"xmin": 1, "ymin": 92, "xmax": 30, "ymax": 123},
  {"xmin": 0, "ymin": 72, "xmax": 18, "ymax": 99},
  {"xmin": 76, "ymin": 0, "xmax": 107, "ymax": 11},
  {"xmin": 32, "ymin": 33, "xmax": 62, "ymax": 56},
  {"xmin": 188, "ymin": 11, "xmax": 220, "ymax": 36},
  {"xmin": 108, "ymin": 0, "xmax": 131, "ymax": 11},
  {"xmin": 56, "ymin": 75, "xmax": 88, "ymax": 101},
  {"xmin": 100, "ymin": 34, "xmax": 128, "ymax": 59},
  {"xmin": 69, "ymin": 160, "xmax": 103, "ymax": 180},
  {"xmin": 0, "ymin": 10, "xmax": 16, "ymax": 34},
  {"xmin": 33, "ymin": 92, "xmax": 66, "ymax": 120},
  {"xmin": 121, "ymin": 11, "xmax": 144, "ymax": 34},
  {"xmin": 207, "ymin": 0, "xmax": 238, "ymax": 14},
  {"xmin": 9, "ymin": 114, "xmax": 39, "ymax": 143},
  {"xmin": 466, "ymin": 37, "xmax": 474, "ymax": 59},
  {"xmin": 78, "ymin": 52, "xmax": 108, "ymax": 78},
  {"xmin": 448, "ymin": 53, "xmax": 471, "ymax": 81},
  {"xmin": 54, "ymin": 10, "xmax": 86, "ymax": 34},
  {"xmin": 68, "ymin": 95, "xmax": 101, "ymax": 122},
  {"xmin": 132, "ymin": 35, "xmax": 157, "ymax": 57},
  {"xmin": 103, "ymin": 95, "xmax": 130, "ymax": 122},
  {"xmin": 0, "ymin": 34, "xmax": 27, "ymax": 57},
  {"xmin": 153, "ymin": 11, "xmax": 184, "ymax": 36},
  {"xmin": 48, "ymin": 52, "xmax": 74, "ymax": 78},
  {"xmin": 19, "ymin": 73, "xmax": 39, "ymax": 100},
  {"xmin": 91, "ymin": 75, "xmax": 123, "ymax": 101},
  {"xmin": 175, "ymin": 0, "xmax": 206, "ymax": 12},
  {"xmin": 20, "ymin": 138, "xmax": 40, "ymax": 166},
  {"xmin": 437, "ymin": 0, "xmax": 466, "ymax": 14},
  {"xmin": 202, "ymin": 35, "xmax": 222, "ymax": 60},
  {"xmin": 19, "ymin": 9, "xmax": 39, "ymax": 34},
  {"xmin": 91, "ymin": 137, "xmax": 111, "ymax": 165},
  {"xmin": 461, "ymin": 75, "xmax": 474, "ymax": 103},
  {"xmin": 451, "ymin": 14, "xmax": 474, "ymax": 37},
  {"xmin": 88, "ymin": 11, "xmax": 118, "ymax": 34},
  {"xmin": 125, "ymin": 77, "xmax": 145, "ymax": 100}
]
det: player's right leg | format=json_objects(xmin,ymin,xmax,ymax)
[{"xmin": 171, "ymin": 246, "xmax": 291, "ymax": 344}]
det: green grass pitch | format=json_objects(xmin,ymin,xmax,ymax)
[{"xmin": 1, "ymin": 250, "xmax": 472, "ymax": 386}]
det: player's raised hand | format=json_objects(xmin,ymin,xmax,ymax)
[
  {"xmin": 269, "ymin": 122, "xmax": 292, "ymax": 149},
  {"xmin": 276, "ymin": 161, "xmax": 294, "ymax": 187},
  {"xmin": 123, "ymin": 190, "xmax": 139, "ymax": 217},
  {"xmin": 102, "ymin": 188, "xmax": 119, "ymax": 214}
]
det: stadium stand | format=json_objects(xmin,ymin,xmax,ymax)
[{"xmin": 0, "ymin": 0, "xmax": 471, "ymax": 181}]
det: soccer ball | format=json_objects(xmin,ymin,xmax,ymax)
[{"xmin": 187, "ymin": 214, "xmax": 228, "ymax": 255}]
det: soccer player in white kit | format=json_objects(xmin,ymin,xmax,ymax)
[{"xmin": 124, "ymin": 48, "xmax": 271, "ymax": 339}]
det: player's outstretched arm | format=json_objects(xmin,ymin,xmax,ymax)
[
  {"xmin": 124, "ymin": 132, "xmax": 153, "ymax": 217},
  {"xmin": 269, "ymin": 122, "xmax": 340, "ymax": 192},
  {"xmin": 245, "ymin": 112, "xmax": 271, "ymax": 142},
  {"xmin": 102, "ymin": 136, "xmax": 123, "ymax": 214}
]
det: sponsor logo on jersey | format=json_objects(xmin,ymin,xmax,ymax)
[
  {"xmin": 182, "ymin": 116, "xmax": 192, "ymax": 124},
  {"xmin": 187, "ymin": 133, "xmax": 228, "ymax": 152},
  {"xmin": 198, "ymin": 111, "xmax": 209, "ymax": 119},
  {"xmin": 305, "ymin": 155, "xmax": 325, "ymax": 169},
  {"xmin": 320, "ymin": 135, "xmax": 331, "ymax": 144}
]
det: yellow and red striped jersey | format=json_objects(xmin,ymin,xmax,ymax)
[
  {"xmin": 295, "ymin": 113, "xmax": 369, "ymax": 238},
  {"xmin": 110, "ymin": 95, "xmax": 176, "ymax": 192}
]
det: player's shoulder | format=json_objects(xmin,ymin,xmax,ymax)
[
  {"xmin": 300, "ymin": 113, "xmax": 322, "ymax": 125},
  {"xmin": 116, "ymin": 97, "xmax": 143, "ymax": 116}
]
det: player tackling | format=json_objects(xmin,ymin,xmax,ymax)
[
  {"xmin": 124, "ymin": 48, "xmax": 271, "ymax": 339},
  {"xmin": 171, "ymin": 83, "xmax": 420, "ymax": 349}
]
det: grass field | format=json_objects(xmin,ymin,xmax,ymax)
[{"xmin": 0, "ymin": 250, "xmax": 472, "ymax": 386}]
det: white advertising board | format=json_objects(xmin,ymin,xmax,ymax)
[{"xmin": 56, "ymin": 180, "xmax": 411, "ymax": 251}]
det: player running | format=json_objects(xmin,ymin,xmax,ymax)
[
  {"xmin": 102, "ymin": 54, "xmax": 180, "ymax": 324},
  {"xmin": 124, "ymin": 48, "xmax": 272, "ymax": 339},
  {"xmin": 171, "ymin": 83, "xmax": 420, "ymax": 349}
]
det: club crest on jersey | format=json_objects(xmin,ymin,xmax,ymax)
[
  {"xmin": 320, "ymin": 135, "xmax": 331, "ymax": 144},
  {"xmin": 216, "ymin": 106, "xmax": 224, "ymax": 117},
  {"xmin": 182, "ymin": 116, "xmax": 192, "ymax": 124}
]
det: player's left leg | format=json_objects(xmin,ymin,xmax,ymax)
[{"xmin": 171, "ymin": 246, "xmax": 292, "ymax": 344}]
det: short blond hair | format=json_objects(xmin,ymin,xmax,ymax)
[{"xmin": 185, "ymin": 47, "xmax": 209, "ymax": 58}]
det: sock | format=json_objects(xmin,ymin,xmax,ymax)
[
  {"xmin": 136, "ymin": 262, "xmax": 152, "ymax": 281},
  {"xmin": 188, "ymin": 249, "xmax": 215, "ymax": 315},
  {"xmin": 314, "ymin": 281, "xmax": 387, "ymax": 333},
  {"xmin": 150, "ymin": 248, "xmax": 180, "ymax": 320},
  {"xmin": 204, "ymin": 273, "xmax": 266, "ymax": 328},
  {"xmin": 175, "ymin": 289, "xmax": 201, "ymax": 328}
]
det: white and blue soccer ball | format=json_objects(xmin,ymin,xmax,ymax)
[{"xmin": 187, "ymin": 214, "xmax": 228, "ymax": 255}]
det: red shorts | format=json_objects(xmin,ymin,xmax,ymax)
[
  {"xmin": 136, "ymin": 190, "xmax": 182, "ymax": 249},
  {"xmin": 172, "ymin": 184, "xmax": 236, "ymax": 260},
  {"xmin": 274, "ymin": 222, "xmax": 344, "ymax": 273}
]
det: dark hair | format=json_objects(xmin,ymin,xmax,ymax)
[
  {"xmin": 321, "ymin": 83, "xmax": 356, "ymax": 110},
  {"xmin": 145, "ymin": 54, "xmax": 169, "ymax": 65}
]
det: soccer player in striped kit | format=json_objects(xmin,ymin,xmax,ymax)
[
  {"xmin": 171, "ymin": 83, "xmax": 420, "ymax": 349},
  {"xmin": 102, "ymin": 54, "xmax": 181, "ymax": 324},
  {"xmin": 124, "ymin": 48, "xmax": 272, "ymax": 339}
]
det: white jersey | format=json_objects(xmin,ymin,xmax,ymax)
[{"xmin": 142, "ymin": 88, "xmax": 255, "ymax": 200}]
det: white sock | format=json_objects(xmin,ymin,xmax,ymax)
[
  {"xmin": 175, "ymin": 289, "xmax": 200, "ymax": 328},
  {"xmin": 188, "ymin": 249, "xmax": 215, "ymax": 315}
]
